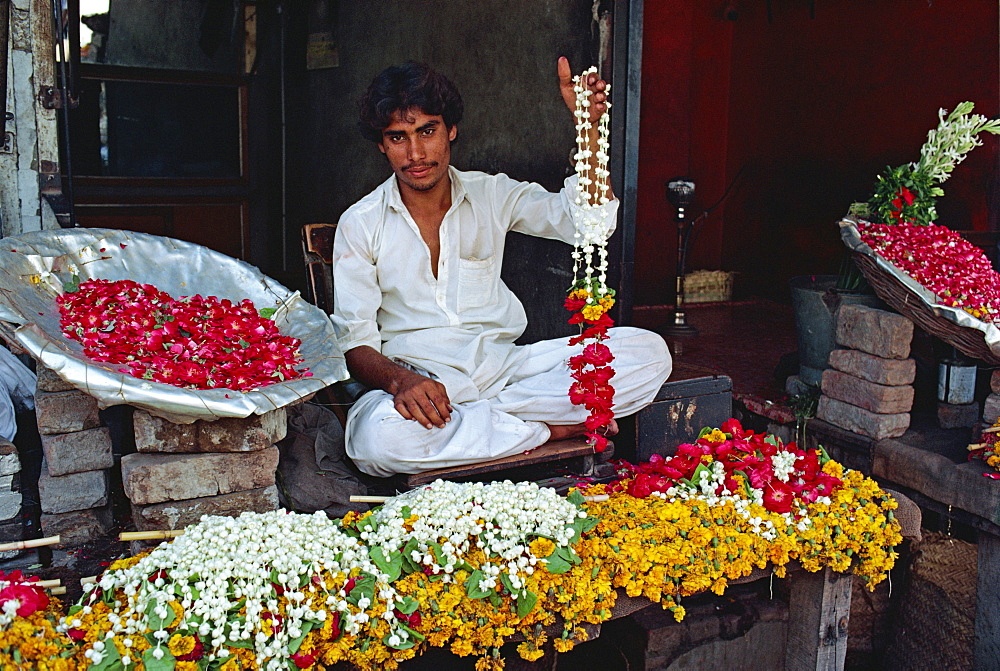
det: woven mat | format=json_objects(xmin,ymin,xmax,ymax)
[{"xmin": 884, "ymin": 532, "xmax": 976, "ymax": 670}]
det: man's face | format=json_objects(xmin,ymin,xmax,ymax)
[{"xmin": 378, "ymin": 108, "xmax": 457, "ymax": 195}]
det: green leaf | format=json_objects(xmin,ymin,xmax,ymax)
[
  {"xmin": 370, "ymin": 546, "xmax": 402, "ymax": 582},
  {"xmin": 516, "ymin": 589, "xmax": 539, "ymax": 618},
  {"xmin": 566, "ymin": 490, "xmax": 585, "ymax": 506},
  {"xmin": 145, "ymin": 599, "xmax": 177, "ymax": 630},
  {"xmin": 347, "ymin": 573, "xmax": 377, "ymax": 607},
  {"xmin": 499, "ymin": 571, "xmax": 516, "ymax": 595},
  {"xmin": 401, "ymin": 624, "xmax": 425, "ymax": 642},
  {"xmin": 62, "ymin": 274, "xmax": 81, "ymax": 293},
  {"xmin": 68, "ymin": 604, "xmax": 83, "ymax": 616},
  {"xmin": 383, "ymin": 630, "xmax": 418, "ymax": 650},
  {"xmin": 88, "ymin": 641, "xmax": 123, "ymax": 671},
  {"xmin": 393, "ymin": 595, "xmax": 419, "ymax": 616},
  {"xmin": 696, "ymin": 426, "xmax": 714, "ymax": 439},
  {"xmin": 689, "ymin": 463, "xmax": 712, "ymax": 486},
  {"xmin": 259, "ymin": 307, "xmax": 277, "ymax": 319},
  {"xmin": 542, "ymin": 552, "xmax": 572, "ymax": 574},
  {"xmin": 487, "ymin": 591, "xmax": 503, "ymax": 608},
  {"xmin": 733, "ymin": 470, "xmax": 753, "ymax": 498},
  {"xmin": 141, "ymin": 647, "xmax": 176, "ymax": 671},
  {"xmin": 817, "ymin": 445, "xmax": 832, "ymax": 465},
  {"xmin": 465, "ymin": 569, "xmax": 492, "ymax": 599}
]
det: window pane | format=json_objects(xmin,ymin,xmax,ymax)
[
  {"xmin": 80, "ymin": 0, "xmax": 242, "ymax": 73},
  {"xmin": 70, "ymin": 79, "xmax": 242, "ymax": 179}
]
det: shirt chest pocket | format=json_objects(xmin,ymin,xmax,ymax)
[{"xmin": 458, "ymin": 256, "xmax": 497, "ymax": 311}]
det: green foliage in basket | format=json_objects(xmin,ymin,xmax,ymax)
[{"xmin": 868, "ymin": 102, "xmax": 1000, "ymax": 226}]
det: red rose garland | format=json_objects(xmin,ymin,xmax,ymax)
[{"xmin": 57, "ymin": 278, "xmax": 309, "ymax": 391}]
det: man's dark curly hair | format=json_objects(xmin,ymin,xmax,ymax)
[{"xmin": 358, "ymin": 62, "xmax": 464, "ymax": 143}]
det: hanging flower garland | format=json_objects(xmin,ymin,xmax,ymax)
[
  {"xmin": 566, "ymin": 66, "xmax": 616, "ymax": 451},
  {"xmin": 57, "ymin": 278, "xmax": 310, "ymax": 391}
]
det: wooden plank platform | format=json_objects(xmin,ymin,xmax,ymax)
[{"xmin": 404, "ymin": 437, "xmax": 607, "ymax": 487}]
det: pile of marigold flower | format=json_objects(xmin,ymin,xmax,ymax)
[
  {"xmin": 858, "ymin": 220, "xmax": 1000, "ymax": 324},
  {"xmin": 57, "ymin": 278, "xmax": 308, "ymax": 391},
  {"xmin": 0, "ymin": 570, "xmax": 77, "ymax": 669},
  {"xmin": 55, "ymin": 421, "xmax": 901, "ymax": 670}
]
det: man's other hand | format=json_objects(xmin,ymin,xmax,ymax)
[{"xmin": 392, "ymin": 370, "xmax": 452, "ymax": 429}]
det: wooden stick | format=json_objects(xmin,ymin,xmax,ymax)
[
  {"xmin": 35, "ymin": 579, "xmax": 60, "ymax": 589},
  {"xmin": 119, "ymin": 530, "xmax": 184, "ymax": 542},
  {"xmin": 49, "ymin": 587, "xmax": 66, "ymax": 596},
  {"xmin": 80, "ymin": 576, "xmax": 97, "ymax": 586},
  {"xmin": 969, "ymin": 443, "xmax": 988, "ymax": 450},
  {"xmin": 0, "ymin": 535, "xmax": 60, "ymax": 552},
  {"xmin": 349, "ymin": 493, "xmax": 612, "ymax": 504},
  {"xmin": 984, "ymin": 426, "xmax": 1000, "ymax": 434}
]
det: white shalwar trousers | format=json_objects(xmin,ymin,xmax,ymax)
[{"xmin": 345, "ymin": 327, "xmax": 671, "ymax": 477}]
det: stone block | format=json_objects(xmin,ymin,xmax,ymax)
[
  {"xmin": 0, "ymin": 441, "xmax": 20, "ymax": 477},
  {"xmin": 835, "ymin": 305, "xmax": 913, "ymax": 359},
  {"xmin": 827, "ymin": 349, "xmax": 916, "ymax": 386},
  {"xmin": 816, "ymin": 395, "xmax": 910, "ymax": 440},
  {"xmin": 0, "ymin": 518, "xmax": 24, "ymax": 560},
  {"xmin": 984, "ymin": 393, "xmax": 1000, "ymax": 425},
  {"xmin": 34, "ymin": 389, "xmax": 100, "ymax": 435},
  {"xmin": 784, "ymin": 375, "xmax": 816, "ymax": 399},
  {"xmin": 938, "ymin": 402, "xmax": 980, "ymax": 429},
  {"xmin": 992, "ymin": 370, "xmax": 1000, "ymax": 395},
  {"xmin": 41, "ymin": 427, "xmax": 114, "ymax": 477},
  {"xmin": 821, "ymin": 369, "xmax": 914, "ymax": 414},
  {"xmin": 37, "ymin": 465, "xmax": 109, "ymax": 514},
  {"xmin": 133, "ymin": 408, "xmax": 286, "ymax": 453},
  {"xmin": 131, "ymin": 485, "xmax": 280, "ymax": 531},
  {"xmin": 121, "ymin": 447, "xmax": 279, "ymax": 506},
  {"xmin": 0, "ymin": 490, "xmax": 21, "ymax": 521},
  {"xmin": 35, "ymin": 365, "xmax": 76, "ymax": 392},
  {"xmin": 40, "ymin": 505, "xmax": 114, "ymax": 547}
]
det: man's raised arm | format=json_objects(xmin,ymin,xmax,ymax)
[{"xmin": 557, "ymin": 56, "xmax": 614, "ymax": 202}]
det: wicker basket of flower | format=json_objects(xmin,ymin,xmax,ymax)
[{"xmin": 840, "ymin": 102, "xmax": 1000, "ymax": 365}]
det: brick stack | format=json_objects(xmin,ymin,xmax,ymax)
[
  {"xmin": 816, "ymin": 305, "xmax": 915, "ymax": 440},
  {"xmin": 35, "ymin": 367, "xmax": 115, "ymax": 545},
  {"xmin": 120, "ymin": 409, "xmax": 284, "ymax": 542},
  {"xmin": 983, "ymin": 372, "xmax": 1000, "ymax": 426},
  {"xmin": 0, "ymin": 439, "xmax": 22, "ymax": 559}
]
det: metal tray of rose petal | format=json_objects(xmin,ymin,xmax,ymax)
[{"xmin": 0, "ymin": 228, "xmax": 348, "ymax": 423}]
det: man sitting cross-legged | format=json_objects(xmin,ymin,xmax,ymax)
[{"xmin": 331, "ymin": 59, "xmax": 671, "ymax": 477}]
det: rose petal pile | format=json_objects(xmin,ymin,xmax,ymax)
[
  {"xmin": 609, "ymin": 418, "xmax": 842, "ymax": 517},
  {"xmin": 57, "ymin": 278, "xmax": 308, "ymax": 391},
  {"xmin": 858, "ymin": 221, "xmax": 1000, "ymax": 323}
]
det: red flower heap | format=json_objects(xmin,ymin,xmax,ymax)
[
  {"xmin": 565, "ymin": 287, "xmax": 616, "ymax": 452},
  {"xmin": 609, "ymin": 419, "xmax": 842, "ymax": 514},
  {"xmin": 58, "ymin": 278, "xmax": 308, "ymax": 391},
  {"xmin": 859, "ymin": 221, "xmax": 1000, "ymax": 323}
]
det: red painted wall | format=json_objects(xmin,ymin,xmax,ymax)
[{"xmin": 635, "ymin": 0, "xmax": 999, "ymax": 305}]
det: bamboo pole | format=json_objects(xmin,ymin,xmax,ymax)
[
  {"xmin": 969, "ymin": 443, "xmax": 988, "ymax": 450},
  {"xmin": 35, "ymin": 579, "xmax": 60, "ymax": 589},
  {"xmin": 49, "ymin": 587, "xmax": 66, "ymax": 596},
  {"xmin": 119, "ymin": 530, "xmax": 184, "ymax": 542},
  {"xmin": 0, "ymin": 535, "xmax": 60, "ymax": 552},
  {"xmin": 984, "ymin": 426, "xmax": 1000, "ymax": 434},
  {"xmin": 80, "ymin": 576, "xmax": 97, "ymax": 586},
  {"xmin": 349, "ymin": 493, "xmax": 611, "ymax": 504}
]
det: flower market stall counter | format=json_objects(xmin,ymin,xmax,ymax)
[{"xmin": 11, "ymin": 421, "xmax": 913, "ymax": 671}]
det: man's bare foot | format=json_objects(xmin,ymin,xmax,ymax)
[{"xmin": 546, "ymin": 419, "xmax": 619, "ymax": 442}]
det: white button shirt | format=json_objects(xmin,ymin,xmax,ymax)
[{"xmin": 331, "ymin": 167, "xmax": 618, "ymax": 404}]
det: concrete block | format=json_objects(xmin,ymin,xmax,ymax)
[
  {"xmin": 35, "ymin": 365, "xmax": 76, "ymax": 392},
  {"xmin": 816, "ymin": 395, "xmax": 910, "ymax": 440},
  {"xmin": 131, "ymin": 485, "xmax": 280, "ymax": 531},
  {"xmin": 37, "ymin": 465, "xmax": 109, "ymax": 514},
  {"xmin": 34, "ymin": 389, "xmax": 100, "ymax": 435},
  {"xmin": 133, "ymin": 408, "xmax": 286, "ymax": 453},
  {"xmin": 820, "ymin": 369, "xmax": 914, "ymax": 414},
  {"xmin": 984, "ymin": 393, "xmax": 1000, "ymax": 425},
  {"xmin": 121, "ymin": 447, "xmax": 279, "ymax": 506},
  {"xmin": 0, "ymin": 441, "xmax": 20, "ymax": 477},
  {"xmin": 835, "ymin": 305, "xmax": 913, "ymax": 359},
  {"xmin": 938, "ymin": 402, "xmax": 980, "ymax": 429},
  {"xmin": 41, "ymin": 427, "xmax": 114, "ymax": 476},
  {"xmin": 40, "ymin": 505, "xmax": 114, "ymax": 547},
  {"xmin": 828, "ymin": 349, "xmax": 916, "ymax": 386}
]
